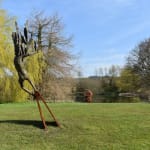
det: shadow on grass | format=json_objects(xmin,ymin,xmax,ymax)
[{"xmin": 0, "ymin": 120, "xmax": 58, "ymax": 129}]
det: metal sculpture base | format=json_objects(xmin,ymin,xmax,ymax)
[{"xmin": 34, "ymin": 91, "xmax": 60, "ymax": 130}]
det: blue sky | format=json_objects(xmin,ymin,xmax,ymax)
[{"xmin": 1, "ymin": 0, "xmax": 150, "ymax": 77}]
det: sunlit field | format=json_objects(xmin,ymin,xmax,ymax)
[{"xmin": 0, "ymin": 102, "xmax": 150, "ymax": 150}]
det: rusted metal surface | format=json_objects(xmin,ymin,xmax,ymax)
[
  {"xmin": 34, "ymin": 91, "xmax": 60, "ymax": 129},
  {"xmin": 84, "ymin": 89, "xmax": 93, "ymax": 103}
]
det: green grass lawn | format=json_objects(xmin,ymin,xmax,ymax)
[{"xmin": 0, "ymin": 102, "xmax": 150, "ymax": 150}]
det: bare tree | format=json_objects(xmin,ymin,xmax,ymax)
[
  {"xmin": 127, "ymin": 38, "xmax": 150, "ymax": 87},
  {"xmin": 27, "ymin": 11, "xmax": 76, "ymax": 100}
]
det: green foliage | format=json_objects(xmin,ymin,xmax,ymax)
[
  {"xmin": 25, "ymin": 52, "xmax": 45, "ymax": 90},
  {"xmin": 0, "ymin": 10, "xmax": 45, "ymax": 102},
  {"xmin": 102, "ymin": 85, "xmax": 119, "ymax": 102},
  {"xmin": 100, "ymin": 77, "xmax": 119, "ymax": 102},
  {"xmin": 0, "ymin": 10, "xmax": 21, "ymax": 102},
  {"xmin": 0, "ymin": 9, "xmax": 76, "ymax": 102},
  {"xmin": 117, "ymin": 67, "xmax": 141, "ymax": 93}
]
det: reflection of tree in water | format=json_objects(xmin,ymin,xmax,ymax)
[{"xmin": 75, "ymin": 87, "xmax": 85, "ymax": 102}]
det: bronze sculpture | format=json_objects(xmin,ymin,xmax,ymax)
[
  {"xmin": 12, "ymin": 22, "xmax": 60, "ymax": 130},
  {"xmin": 84, "ymin": 89, "xmax": 93, "ymax": 103},
  {"xmin": 12, "ymin": 22, "xmax": 37, "ymax": 95}
]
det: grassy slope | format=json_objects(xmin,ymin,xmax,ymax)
[{"xmin": 0, "ymin": 102, "xmax": 150, "ymax": 150}]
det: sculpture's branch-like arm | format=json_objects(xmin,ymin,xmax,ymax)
[
  {"xmin": 21, "ymin": 78, "xmax": 37, "ymax": 96},
  {"xmin": 23, "ymin": 51, "xmax": 38, "ymax": 57}
]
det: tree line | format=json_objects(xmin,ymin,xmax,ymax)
[
  {"xmin": 0, "ymin": 7, "xmax": 75, "ymax": 102},
  {"xmin": 0, "ymin": 5, "xmax": 150, "ymax": 103},
  {"xmin": 75, "ymin": 41, "xmax": 150, "ymax": 102}
]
